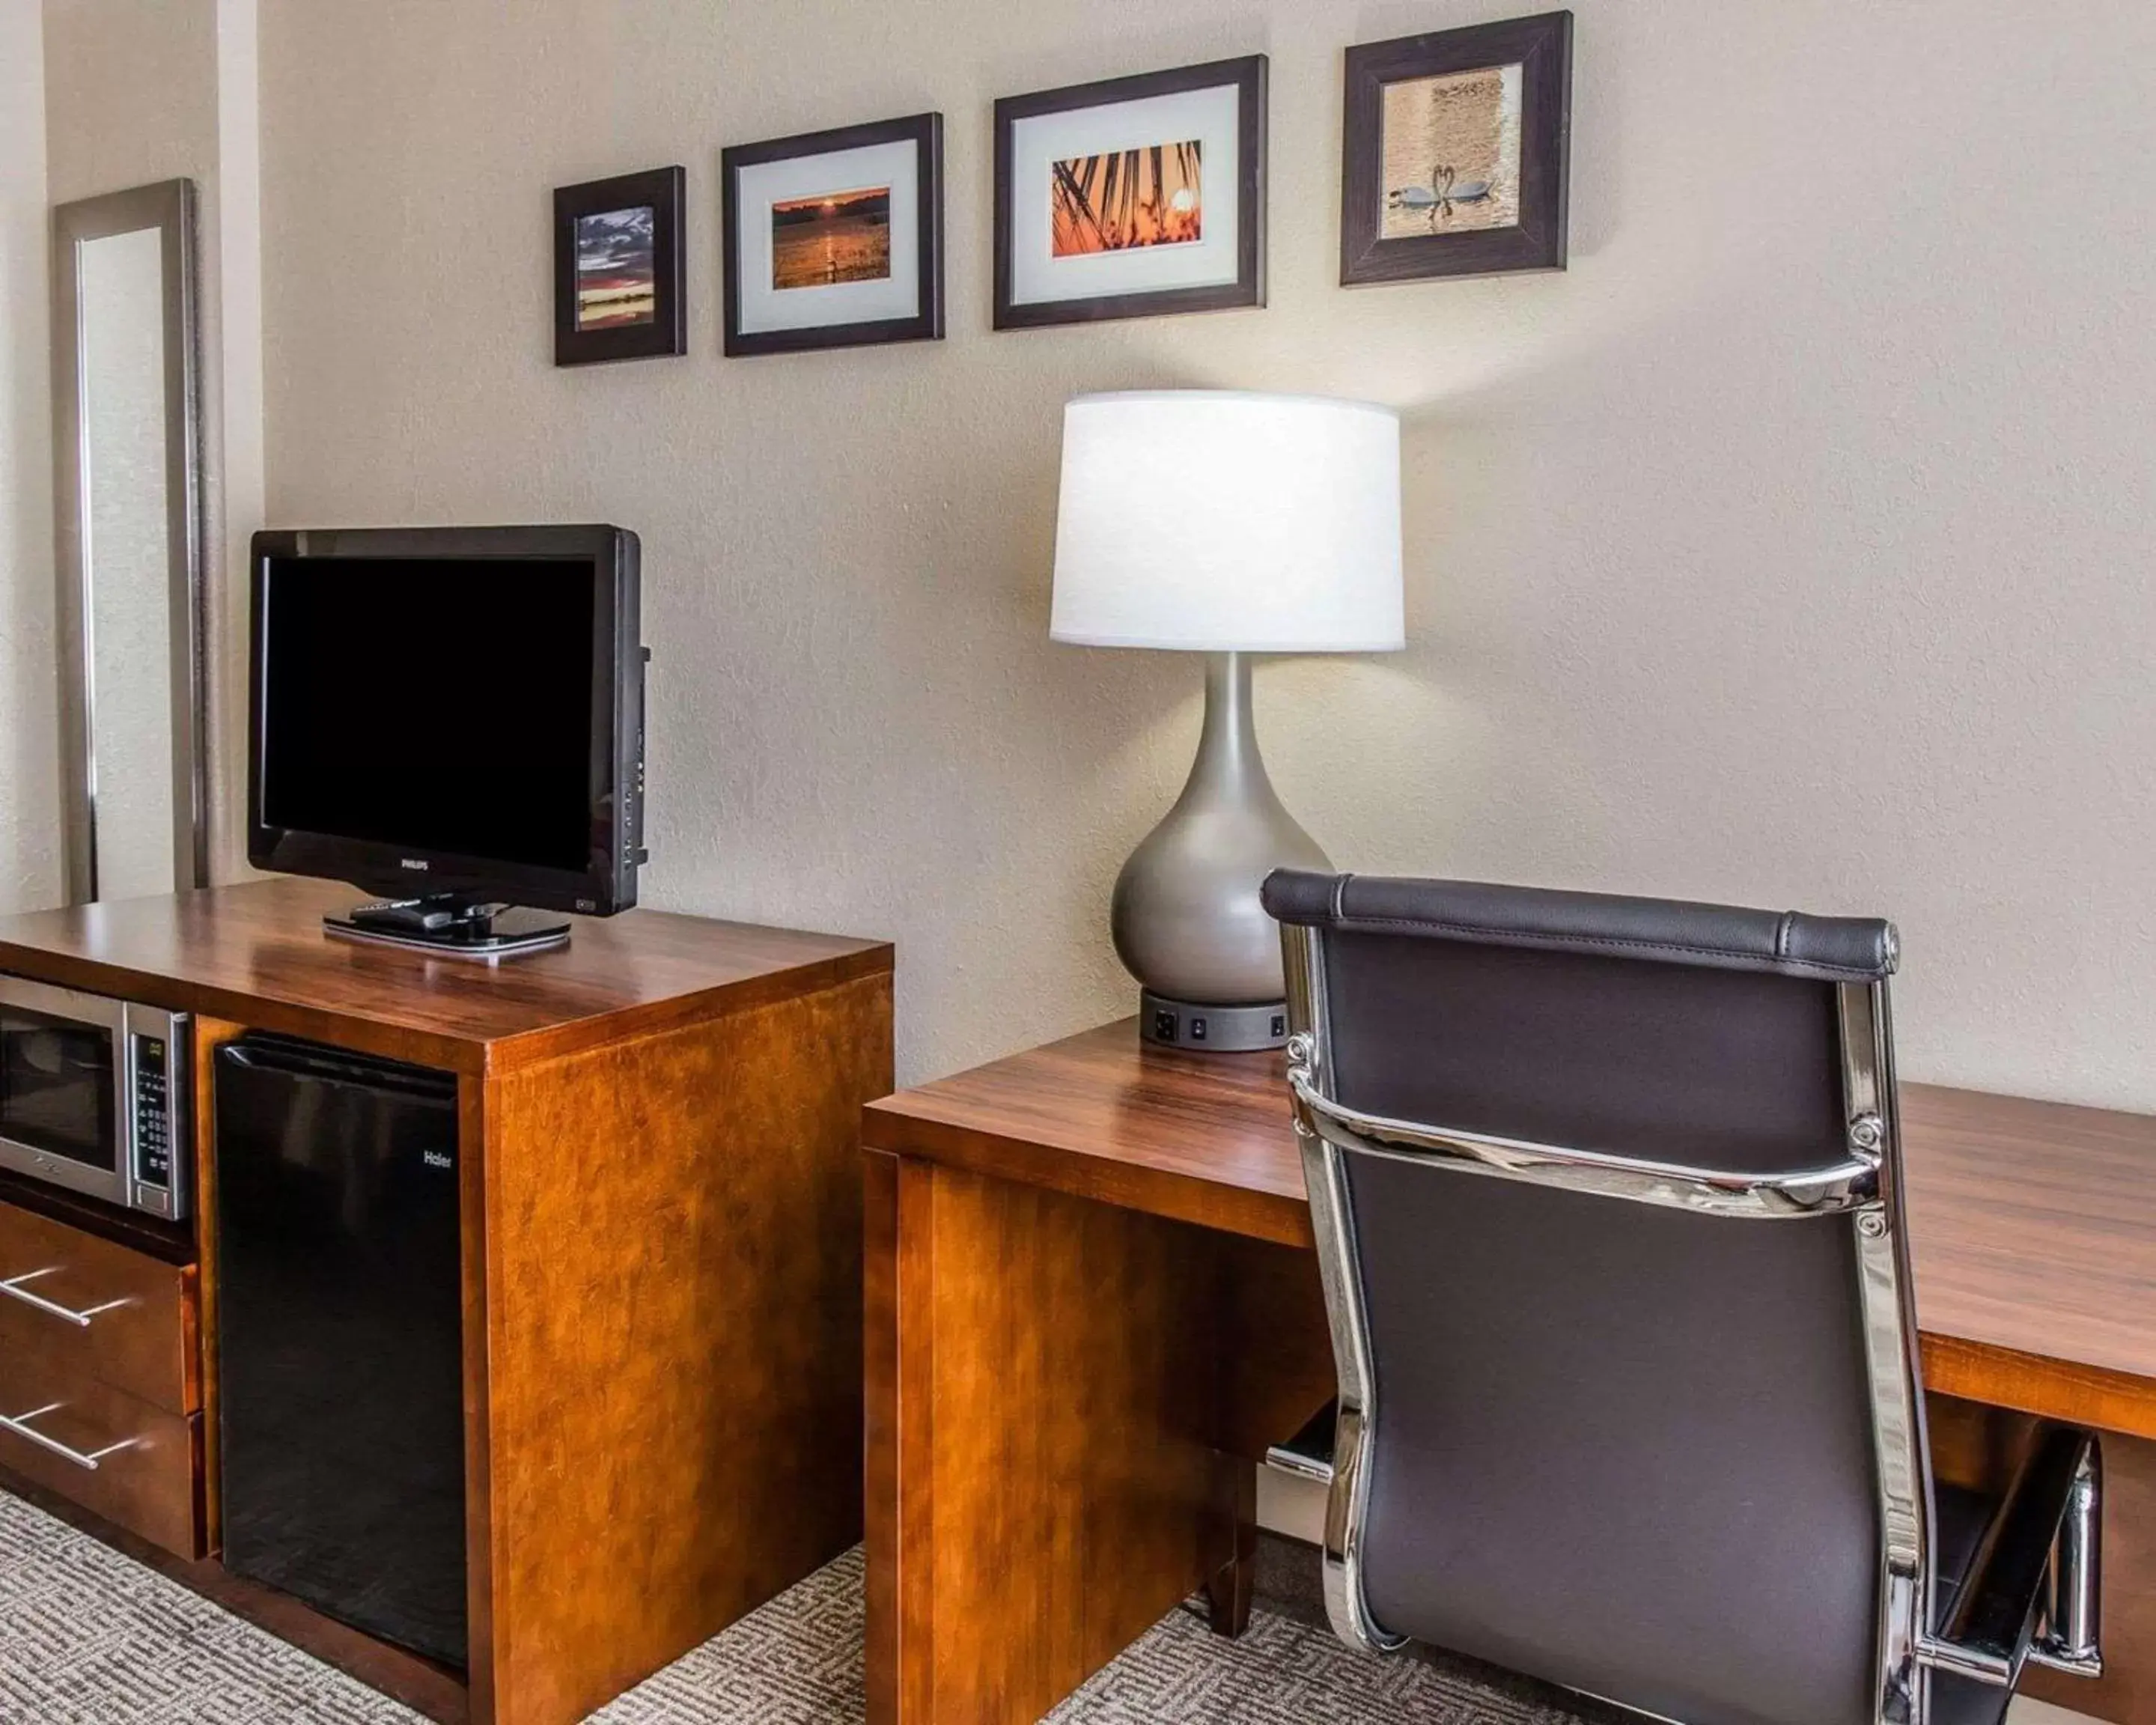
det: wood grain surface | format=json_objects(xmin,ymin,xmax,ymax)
[
  {"xmin": 865, "ymin": 1019, "xmax": 2156, "ymax": 1428},
  {"xmin": 0, "ymin": 1199, "xmax": 198, "ymax": 1414},
  {"xmin": 0, "ymin": 880, "xmax": 893, "ymax": 1724},
  {"xmin": 1900, "ymin": 1084, "xmax": 2156, "ymax": 1429},
  {"xmin": 865, "ymin": 1153, "xmax": 1228, "ymax": 1725},
  {"xmin": 458, "ymin": 1071, "xmax": 497, "ymax": 1725},
  {"xmin": 862, "ymin": 1151, "xmax": 933, "ymax": 1725},
  {"xmin": 0, "ymin": 1355, "xmax": 199, "ymax": 1555},
  {"xmin": 481, "ymin": 971, "xmax": 891, "ymax": 1725},
  {"xmin": 190, "ymin": 1016, "xmax": 244, "ymax": 1558},
  {"xmin": 0, "ymin": 1166, "xmax": 192, "ymax": 1264},
  {"xmin": 862, "ymin": 1021, "xmax": 1308, "ymax": 1246},
  {"xmin": 0, "ymin": 876, "xmax": 891, "ymax": 1076},
  {"xmin": 865, "ymin": 1017, "xmax": 2156, "ymax": 1725}
]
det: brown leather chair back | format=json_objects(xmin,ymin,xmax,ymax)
[{"xmin": 1264, "ymin": 869, "xmax": 1912, "ymax": 1725}]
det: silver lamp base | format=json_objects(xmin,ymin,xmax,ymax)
[{"xmin": 1113, "ymin": 651, "xmax": 1330, "ymax": 1055}]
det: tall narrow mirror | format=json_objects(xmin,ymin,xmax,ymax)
[{"xmin": 51, "ymin": 180, "xmax": 207, "ymax": 904}]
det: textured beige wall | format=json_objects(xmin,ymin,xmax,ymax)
[
  {"xmin": 212, "ymin": 0, "xmax": 264, "ymax": 889},
  {"xmin": 0, "ymin": 0, "xmax": 58, "ymax": 914},
  {"xmin": 41, "ymin": 0, "xmax": 258, "ymax": 889},
  {"xmin": 41, "ymin": 0, "xmax": 219, "ymax": 207},
  {"xmin": 256, "ymin": 0, "xmax": 2156, "ymax": 1104}
]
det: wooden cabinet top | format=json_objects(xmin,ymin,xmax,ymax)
[{"xmin": 0, "ymin": 877, "xmax": 892, "ymax": 1075}]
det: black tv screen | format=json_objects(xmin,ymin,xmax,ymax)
[
  {"xmin": 261, "ymin": 557, "xmax": 595, "ymax": 870},
  {"xmin": 249, "ymin": 526, "xmax": 643, "ymax": 916}
]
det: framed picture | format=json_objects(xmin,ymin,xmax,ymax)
[
  {"xmin": 1341, "ymin": 12, "xmax": 1571, "ymax": 286},
  {"xmin": 993, "ymin": 55, "xmax": 1266, "ymax": 330},
  {"xmin": 722, "ymin": 113, "xmax": 943, "ymax": 357},
  {"xmin": 553, "ymin": 167, "xmax": 686, "ymax": 365}
]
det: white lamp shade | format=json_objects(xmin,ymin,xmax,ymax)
[{"xmin": 1050, "ymin": 391, "xmax": 1404, "ymax": 654}]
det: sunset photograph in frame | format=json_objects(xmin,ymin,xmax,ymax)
[
  {"xmin": 724, "ymin": 113, "xmax": 943, "ymax": 356},
  {"xmin": 994, "ymin": 56, "xmax": 1265, "ymax": 329},
  {"xmin": 770, "ymin": 185, "xmax": 894, "ymax": 290},
  {"xmin": 1050, "ymin": 141, "xmax": 1202, "ymax": 257},
  {"xmin": 552, "ymin": 166, "xmax": 686, "ymax": 365}
]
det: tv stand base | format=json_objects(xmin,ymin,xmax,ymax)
[{"xmin": 326, "ymin": 897, "xmax": 571, "ymax": 959}]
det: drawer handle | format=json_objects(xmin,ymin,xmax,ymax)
[
  {"xmin": 0, "ymin": 1402, "xmax": 138, "ymax": 1471},
  {"xmin": 0, "ymin": 1268, "xmax": 133, "ymax": 1327}
]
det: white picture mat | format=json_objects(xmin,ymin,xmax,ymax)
[
  {"xmin": 1008, "ymin": 83, "xmax": 1242, "ymax": 306},
  {"xmin": 734, "ymin": 139, "xmax": 919, "ymax": 333}
]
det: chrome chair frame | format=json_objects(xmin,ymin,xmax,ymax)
[{"xmin": 1273, "ymin": 923, "xmax": 2102, "ymax": 1724}]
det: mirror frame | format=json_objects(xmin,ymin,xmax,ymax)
[{"xmin": 50, "ymin": 177, "xmax": 208, "ymax": 905}]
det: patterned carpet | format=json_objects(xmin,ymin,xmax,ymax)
[{"xmin": 0, "ymin": 1488, "xmax": 1585, "ymax": 1724}]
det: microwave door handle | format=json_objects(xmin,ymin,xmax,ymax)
[{"xmin": 116, "ymin": 1015, "xmax": 135, "ymax": 1204}]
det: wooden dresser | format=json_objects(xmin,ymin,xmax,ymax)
[{"xmin": 0, "ymin": 877, "xmax": 893, "ymax": 1725}]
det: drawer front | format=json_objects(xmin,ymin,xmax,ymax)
[
  {"xmin": 0, "ymin": 1341, "xmax": 201, "ymax": 1557},
  {"xmin": 0, "ymin": 1199, "xmax": 196, "ymax": 1414}
]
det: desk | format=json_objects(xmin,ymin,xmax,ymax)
[{"xmin": 862, "ymin": 1020, "xmax": 2156, "ymax": 1725}]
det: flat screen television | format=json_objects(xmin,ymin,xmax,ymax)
[{"xmin": 248, "ymin": 525, "xmax": 646, "ymax": 956}]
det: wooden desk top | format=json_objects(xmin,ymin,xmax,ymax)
[
  {"xmin": 865, "ymin": 1019, "xmax": 2156, "ymax": 1437},
  {"xmin": 0, "ymin": 877, "xmax": 892, "ymax": 1075}
]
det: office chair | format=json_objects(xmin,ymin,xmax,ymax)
[{"xmin": 1258, "ymin": 870, "xmax": 2103, "ymax": 1725}]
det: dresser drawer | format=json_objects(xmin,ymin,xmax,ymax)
[
  {"xmin": 0, "ymin": 1200, "xmax": 198, "ymax": 1414},
  {"xmin": 0, "ymin": 1339, "xmax": 202, "ymax": 1557}
]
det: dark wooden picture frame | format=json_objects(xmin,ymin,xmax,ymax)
[
  {"xmin": 721, "ymin": 113, "xmax": 944, "ymax": 357},
  {"xmin": 1341, "ymin": 12, "xmax": 1571, "ymax": 286},
  {"xmin": 993, "ymin": 55, "xmax": 1267, "ymax": 330},
  {"xmin": 553, "ymin": 166, "xmax": 686, "ymax": 365}
]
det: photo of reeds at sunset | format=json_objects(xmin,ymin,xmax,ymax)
[
  {"xmin": 573, "ymin": 206, "xmax": 657, "ymax": 329},
  {"xmin": 1050, "ymin": 141, "xmax": 1202, "ymax": 258},
  {"xmin": 771, "ymin": 185, "xmax": 892, "ymax": 290}
]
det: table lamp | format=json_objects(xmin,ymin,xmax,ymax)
[{"xmin": 1051, "ymin": 390, "xmax": 1404, "ymax": 1051}]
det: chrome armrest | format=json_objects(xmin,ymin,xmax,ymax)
[
  {"xmin": 1921, "ymin": 1425, "xmax": 2102, "ymax": 1687},
  {"xmin": 1284, "ymin": 1065, "xmax": 1881, "ymax": 1221},
  {"xmin": 1265, "ymin": 1401, "xmax": 1338, "ymax": 1486},
  {"xmin": 2031, "ymin": 1435, "xmax": 2104, "ymax": 1678}
]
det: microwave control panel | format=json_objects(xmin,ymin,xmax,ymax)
[
  {"xmin": 125, "ymin": 1007, "xmax": 190, "ymax": 1220},
  {"xmin": 133, "ymin": 1035, "xmax": 172, "ymax": 1192}
]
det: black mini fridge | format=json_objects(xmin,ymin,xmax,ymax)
[{"xmin": 215, "ymin": 1033, "xmax": 466, "ymax": 1668}]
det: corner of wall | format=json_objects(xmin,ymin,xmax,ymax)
[
  {"xmin": 0, "ymin": 0, "xmax": 59, "ymax": 916},
  {"xmin": 213, "ymin": 0, "xmax": 264, "ymax": 884}
]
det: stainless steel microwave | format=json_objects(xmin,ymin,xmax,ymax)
[{"xmin": 0, "ymin": 976, "xmax": 189, "ymax": 1220}]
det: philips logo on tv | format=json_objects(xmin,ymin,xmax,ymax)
[{"xmin": 400, "ymin": 858, "xmax": 429, "ymax": 871}]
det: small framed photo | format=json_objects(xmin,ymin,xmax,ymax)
[
  {"xmin": 722, "ymin": 113, "xmax": 944, "ymax": 357},
  {"xmin": 993, "ymin": 55, "xmax": 1266, "ymax": 330},
  {"xmin": 553, "ymin": 167, "xmax": 686, "ymax": 365},
  {"xmin": 1341, "ymin": 12, "xmax": 1571, "ymax": 287}
]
